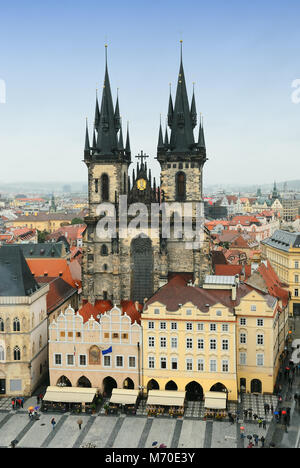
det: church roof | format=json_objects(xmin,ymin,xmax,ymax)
[{"xmin": 0, "ymin": 245, "xmax": 40, "ymax": 297}]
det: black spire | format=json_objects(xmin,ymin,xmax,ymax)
[
  {"xmin": 157, "ymin": 118, "xmax": 164, "ymax": 150},
  {"xmin": 84, "ymin": 118, "xmax": 91, "ymax": 160},
  {"xmin": 198, "ymin": 115, "xmax": 206, "ymax": 149},
  {"xmin": 168, "ymin": 41, "xmax": 195, "ymax": 153},
  {"xmin": 96, "ymin": 45, "xmax": 119, "ymax": 155},
  {"xmin": 167, "ymin": 84, "xmax": 173, "ymax": 128},
  {"xmin": 118, "ymin": 123, "xmax": 124, "ymax": 151},
  {"xmin": 94, "ymin": 89, "xmax": 100, "ymax": 129},
  {"xmin": 190, "ymin": 84, "xmax": 197, "ymax": 129},
  {"xmin": 114, "ymin": 90, "xmax": 121, "ymax": 132},
  {"xmin": 125, "ymin": 122, "xmax": 131, "ymax": 157}
]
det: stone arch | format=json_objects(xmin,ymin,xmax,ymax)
[
  {"xmin": 77, "ymin": 376, "xmax": 92, "ymax": 388},
  {"xmin": 185, "ymin": 381, "xmax": 203, "ymax": 401},
  {"xmin": 175, "ymin": 171, "xmax": 186, "ymax": 201},
  {"xmin": 56, "ymin": 375, "xmax": 72, "ymax": 387},
  {"xmin": 210, "ymin": 382, "xmax": 227, "ymax": 393},
  {"xmin": 103, "ymin": 376, "xmax": 117, "ymax": 396},
  {"xmin": 123, "ymin": 377, "xmax": 134, "ymax": 389},
  {"xmin": 101, "ymin": 173, "xmax": 109, "ymax": 202},
  {"xmin": 147, "ymin": 379, "xmax": 159, "ymax": 390},
  {"xmin": 165, "ymin": 380, "xmax": 178, "ymax": 391},
  {"xmin": 250, "ymin": 379, "xmax": 262, "ymax": 393}
]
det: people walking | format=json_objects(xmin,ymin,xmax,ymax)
[
  {"xmin": 260, "ymin": 436, "xmax": 265, "ymax": 448},
  {"xmin": 77, "ymin": 418, "xmax": 83, "ymax": 430},
  {"xmin": 51, "ymin": 418, "xmax": 56, "ymax": 430},
  {"xmin": 262, "ymin": 419, "xmax": 267, "ymax": 430}
]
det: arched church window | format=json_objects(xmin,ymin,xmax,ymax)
[
  {"xmin": 101, "ymin": 174, "xmax": 109, "ymax": 201},
  {"xmin": 123, "ymin": 172, "xmax": 127, "ymax": 194},
  {"xmin": 13, "ymin": 346, "xmax": 21, "ymax": 361},
  {"xmin": 95, "ymin": 179, "xmax": 98, "ymax": 193},
  {"xmin": 13, "ymin": 318, "xmax": 20, "ymax": 332},
  {"xmin": 0, "ymin": 318, "xmax": 4, "ymax": 332},
  {"xmin": 101, "ymin": 244, "xmax": 108, "ymax": 256},
  {"xmin": 176, "ymin": 172, "xmax": 186, "ymax": 201}
]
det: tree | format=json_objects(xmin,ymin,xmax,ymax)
[{"xmin": 71, "ymin": 218, "xmax": 84, "ymax": 225}]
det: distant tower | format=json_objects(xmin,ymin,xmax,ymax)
[{"xmin": 49, "ymin": 194, "xmax": 56, "ymax": 213}]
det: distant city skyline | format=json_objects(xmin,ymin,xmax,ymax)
[{"xmin": 0, "ymin": 0, "xmax": 300, "ymax": 185}]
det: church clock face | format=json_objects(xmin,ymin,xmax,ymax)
[{"xmin": 137, "ymin": 178, "xmax": 147, "ymax": 191}]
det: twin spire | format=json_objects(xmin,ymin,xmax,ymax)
[
  {"xmin": 84, "ymin": 45, "xmax": 131, "ymax": 161},
  {"xmin": 158, "ymin": 40, "xmax": 206, "ymax": 156}
]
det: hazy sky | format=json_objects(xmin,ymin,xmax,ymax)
[{"xmin": 0, "ymin": 0, "xmax": 300, "ymax": 187}]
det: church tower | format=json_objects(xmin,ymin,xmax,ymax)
[
  {"xmin": 157, "ymin": 41, "xmax": 211, "ymax": 286},
  {"xmin": 82, "ymin": 45, "xmax": 131, "ymax": 304}
]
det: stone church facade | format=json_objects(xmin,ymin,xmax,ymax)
[{"xmin": 82, "ymin": 44, "xmax": 212, "ymax": 306}]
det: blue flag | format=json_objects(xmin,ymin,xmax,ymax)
[{"xmin": 102, "ymin": 346, "xmax": 112, "ymax": 355}]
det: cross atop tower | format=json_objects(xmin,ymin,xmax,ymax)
[{"xmin": 135, "ymin": 150, "xmax": 149, "ymax": 166}]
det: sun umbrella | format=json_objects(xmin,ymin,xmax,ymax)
[
  {"xmin": 247, "ymin": 435, "xmax": 252, "ymax": 440},
  {"xmin": 159, "ymin": 444, "xmax": 167, "ymax": 448},
  {"xmin": 28, "ymin": 406, "xmax": 34, "ymax": 411},
  {"xmin": 152, "ymin": 441, "xmax": 158, "ymax": 446},
  {"xmin": 34, "ymin": 406, "xmax": 39, "ymax": 410}
]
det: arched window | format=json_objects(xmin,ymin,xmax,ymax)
[
  {"xmin": 0, "ymin": 318, "xmax": 4, "ymax": 332},
  {"xmin": 101, "ymin": 174, "xmax": 109, "ymax": 201},
  {"xmin": 123, "ymin": 172, "xmax": 127, "ymax": 194},
  {"xmin": 176, "ymin": 172, "xmax": 186, "ymax": 201},
  {"xmin": 13, "ymin": 318, "xmax": 20, "ymax": 332},
  {"xmin": 0, "ymin": 346, "xmax": 4, "ymax": 360},
  {"xmin": 101, "ymin": 244, "xmax": 108, "ymax": 256},
  {"xmin": 13, "ymin": 346, "xmax": 21, "ymax": 361}
]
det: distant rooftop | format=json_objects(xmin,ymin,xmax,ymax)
[
  {"xmin": 261, "ymin": 229, "xmax": 300, "ymax": 251},
  {"xmin": 204, "ymin": 275, "xmax": 237, "ymax": 285}
]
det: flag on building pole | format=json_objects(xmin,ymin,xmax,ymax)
[
  {"xmin": 74, "ymin": 346, "xmax": 76, "ymax": 356},
  {"xmin": 102, "ymin": 346, "xmax": 112, "ymax": 355}
]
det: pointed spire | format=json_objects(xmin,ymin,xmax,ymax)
[
  {"xmin": 114, "ymin": 89, "xmax": 121, "ymax": 132},
  {"xmin": 94, "ymin": 89, "xmax": 100, "ymax": 129},
  {"xmin": 118, "ymin": 122, "xmax": 124, "ymax": 150},
  {"xmin": 190, "ymin": 83, "xmax": 197, "ymax": 129},
  {"xmin": 168, "ymin": 83, "xmax": 173, "ymax": 128},
  {"xmin": 157, "ymin": 116, "xmax": 164, "ymax": 150},
  {"xmin": 168, "ymin": 40, "xmax": 195, "ymax": 153},
  {"xmin": 92, "ymin": 129, "xmax": 97, "ymax": 148},
  {"xmin": 164, "ymin": 124, "xmax": 169, "ymax": 147},
  {"xmin": 125, "ymin": 121, "xmax": 131, "ymax": 155},
  {"xmin": 198, "ymin": 114, "xmax": 206, "ymax": 149},
  {"xmin": 96, "ymin": 44, "xmax": 118, "ymax": 155}
]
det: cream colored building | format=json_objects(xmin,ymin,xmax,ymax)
[
  {"xmin": 0, "ymin": 245, "xmax": 49, "ymax": 396},
  {"xmin": 48, "ymin": 304, "xmax": 142, "ymax": 395},
  {"xmin": 141, "ymin": 274, "xmax": 287, "ymax": 402}
]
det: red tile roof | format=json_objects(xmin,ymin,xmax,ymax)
[
  {"xmin": 36, "ymin": 276, "xmax": 77, "ymax": 314},
  {"xmin": 215, "ymin": 264, "xmax": 252, "ymax": 280},
  {"xmin": 77, "ymin": 300, "xmax": 142, "ymax": 324}
]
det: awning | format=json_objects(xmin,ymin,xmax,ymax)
[
  {"xmin": 43, "ymin": 386, "xmax": 97, "ymax": 403},
  {"xmin": 109, "ymin": 388, "xmax": 139, "ymax": 405},
  {"xmin": 146, "ymin": 390, "xmax": 185, "ymax": 407},
  {"xmin": 204, "ymin": 391, "xmax": 227, "ymax": 409}
]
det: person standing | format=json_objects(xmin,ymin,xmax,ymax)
[
  {"xmin": 260, "ymin": 436, "xmax": 265, "ymax": 448},
  {"xmin": 77, "ymin": 419, "xmax": 83, "ymax": 430},
  {"xmin": 51, "ymin": 418, "xmax": 56, "ymax": 430}
]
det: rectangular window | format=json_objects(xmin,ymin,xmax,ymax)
[
  {"xmin": 240, "ymin": 352, "xmax": 247, "ymax": 365},
  {"xmin": 295, "ymin": 275, "xmax": 299, "ymax": 283},
  {"xmin": 148, "ymin": 336, "xmax": 155, "ymax": 347},
  {"xmin": 148, "ymin": 356, "xmax": 155, "ymax": 368},
  {"xmin": 186, "ymin": 322, "xmax": 193, "ymax": 331},
  {"xmin": 295, "ymin": 261, "xmax": 299, "ymax": 269},
  {"xmin": 222, "ymin": 324, "xmax": 229, "ymax": 332},
  {"xmin": 116, "ymin": 355, "xmax": 123, "ymax": 367},
  {"xmin": 154, "ymin": 308, "xmax": 160, "ymax": 314},
  {"xmin": 186, "ymin": 358, "xmax": 193, "ymax": 371},
  {"xmin": 104, "ymin": 333, "xmax": 110, "ymax": 339},
  {"xmin": 197, "ymin": 359, "xmax": 204, "ymax": 371},
  {"xmin": 210, "ymin": 339, "xmax": 217, "ymax": 350},
  {"xmin": 76, "ymin": 332, "xmax": 81, "ymax": 338},
  {"xmin": 257, "ymin": 334, "xmax": 264, "ymax": 345},
  {"xmin": 160, "ymin": 322, "xmax": 166, "ymax": 330},
  {"xmin": 171, "ymin": 322, "xmax": 177, "ymax": 330},
  {"xmin": 112, "ymin": 333, "xmax": 119, "ymax": 339},
  {"xmin": 210, "ymin": 323, "xmax": 216, "ymax": 332},
  {"xmin": 251, "ymin": 305, "xmax": 256, "ymax": 311},
  {"xmin": 67, "ymin": 354, "xmax": 74, "ymax": 366},
  {"xmin": 197, "ymin": 323, "xmax": 204, "ymax": 331},
  {"xmin": 60, "ymin": 332, "xmax": 65, "ymax": 338},
  {"xmin": 121, "ymin": 333, "xmax": 128, "ymax": 339},
  {"xmin": 257, "ymin": 319, "xmax": 264, "ymax": 327},
  {"xmin": 222, "ymin": 339, "xmax": 229, "ymax": 350},
  {"xmin": 295, "ymin": 289, "xmax": 299, "ymax": 297},
  {"xmin": 160, "ymin": 357, "xmax": 167, "ymax": 369},
  {"xmin": 222, "ymin": 360, "xmax": 229, "ymax": 372},
  {"xmin": 79, "ymin": 355, "xmax": 86, "ymax": 366},
  {"xmin": 160, "ymin": 337, "xmax": 167, "ymax": 348},
  {"xmin": 257, "ymin": 354, "xmax": 264, "ymax": 366},
  {"xmin": 54, "ymin": 354, "xmax": 62, "ymax": 365},
  {"xmin": 240, "ymin": 318, "xmax": 246, "ymax": 326},
  {"xmin": 171, "ymin": 337, "xmax": 178, "ymax": 348},
  {"xmin": 148, "ymin": 321, "xmax": 154, "ymax": 329},
  {"xmin": 210, "ymin": 359, "xmax": 217, "ymax": 372},
  {"xmin": 171, "ymin": 358, "xmax": 178, "ymax": 370},
  {"xmin": 240, "ymin": 333, "xmax": 247, "ymax": 344},
  {"xmin": 186, "ymin": 309, "xmax": 192, "ymax": 315},
  {"xmin": 129, "ymin": 356, "xmax": 136, "ymax": 368},
  {"xmin": 197, "ymin": 338, "xmax": 204, "ymax": 349},
  {"xmin": 103, "ymin": 355, "xmax": 111, "ymax": 367}
]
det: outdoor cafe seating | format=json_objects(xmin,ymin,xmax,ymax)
[{"xmin": 146, "ymin": 390, "xmax": 186, "ymax": 418}]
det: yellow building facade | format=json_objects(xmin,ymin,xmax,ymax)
[{"xmin": 141, "ymin": 274, "xmax": 286, "ymax": 402}]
